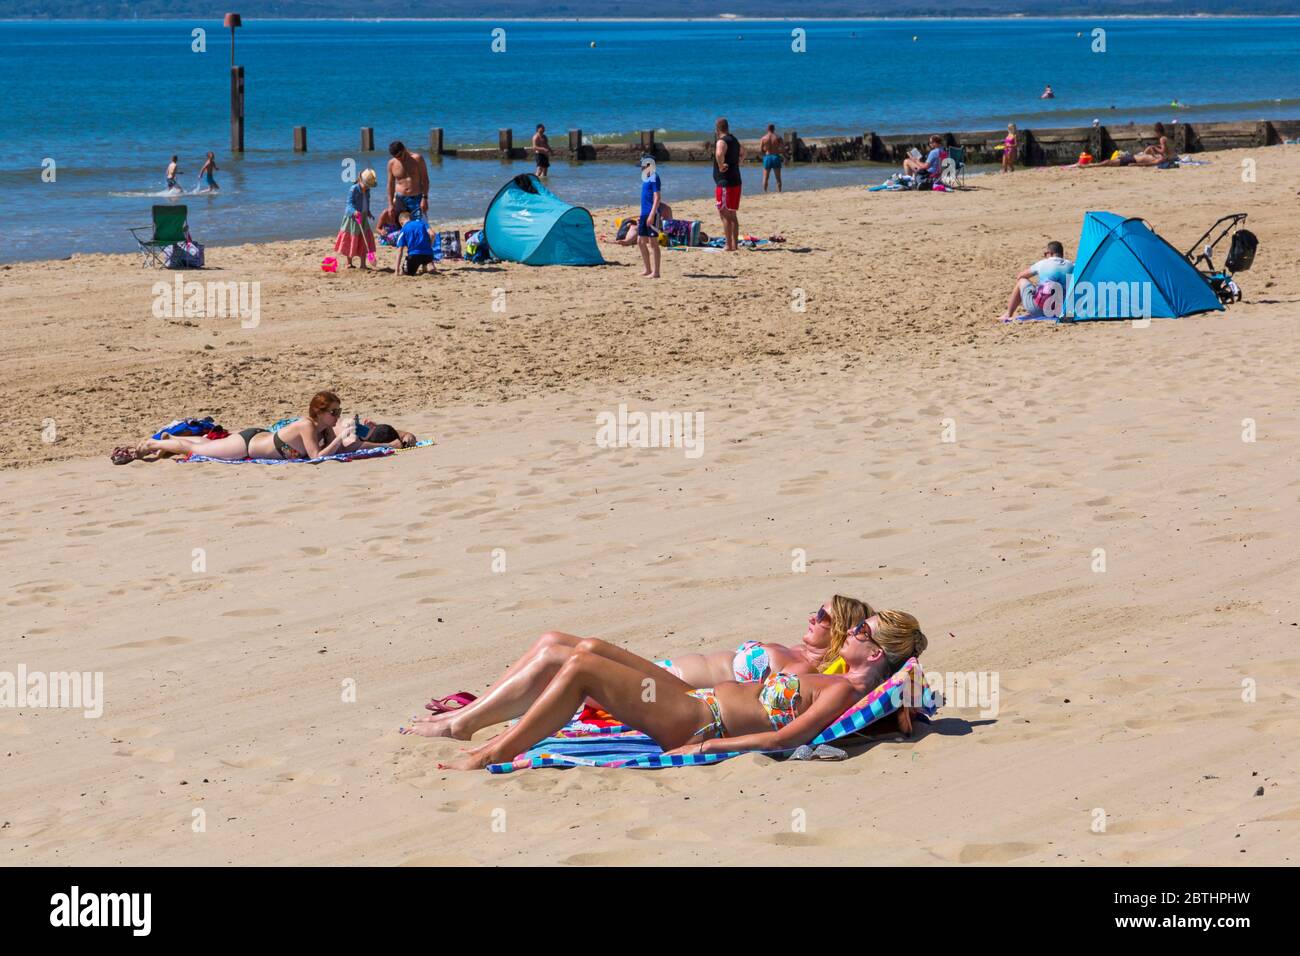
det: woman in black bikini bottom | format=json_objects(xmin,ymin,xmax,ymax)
[{"xmin": 121, "ymin": 391, "xmax": 353, "ymax": 463}]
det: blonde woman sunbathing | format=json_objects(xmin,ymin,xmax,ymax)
[
  {"xmin": 408, "ymin": 596, "xmax": 926, "ymax": 741},
  {"xmin": 429, "ymin": 607, "xmax": 927, "ymax": 771}
]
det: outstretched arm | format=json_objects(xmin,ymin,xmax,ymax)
[{"xmin": 668, "ymin": 681, "xmax": 857, "ymax": 756}]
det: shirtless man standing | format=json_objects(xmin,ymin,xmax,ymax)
[
  {"xmin": 386, "ymin": 141, "xmax": 430, "ymax": 221},
  {"xmin": 165, "ymin": 155, "xmax": 181, "ymax": 192},
  {"xmin": 532, "ymin": 124, "xmax": 551, "ymax": 179},
  {"xmin": 759, "ymin": 124, "xmax": 784, "ymax": 192}
]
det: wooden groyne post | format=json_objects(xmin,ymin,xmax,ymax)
[
  {"xmin": 360, "ymin": 127, "xmax": 374, "ymax": 151},
  {"xmin": 225, "ymin": 13, "xmax": 243, "ymax": 152},
  {"xmin": 430, "ymin": 127, "xmax": 444, "ymax": 157},
  {"xmin": 293, "ymin": 126, "xmax": 307, "ymax": 152}
]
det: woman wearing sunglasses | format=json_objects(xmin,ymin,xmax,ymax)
[
  {"xmin": 424, "ymin": 604, "xmax": 928, "ymax": 771},
  {"xmin": 120, "ymin": 391, "xmax": 357, "ymax": 463},
  {"xmin": 408, "ymin": 596, "xmax": 925, "ymax": 742}
]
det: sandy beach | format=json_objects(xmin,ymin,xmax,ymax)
[{"xmin": 2, "ymin": 146, "xmax": 1299, "ymax": 865}]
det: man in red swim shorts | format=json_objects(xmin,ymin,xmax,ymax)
[{"xmin": 713, "ymin": 117, "xmax": 743, "ymax": 251}]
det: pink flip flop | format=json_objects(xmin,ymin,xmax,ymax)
[{"xmin": 424, "ymin": 691, "xmax": 477, "ymax": 714}]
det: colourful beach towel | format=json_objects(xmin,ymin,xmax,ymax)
[
  {"xmin": 181, "ymin": 438, "xmax": 434, "ymax": 465},
  {"xmin": 486, "ymin": 657, "xmax": 940, "ymax": 773}
]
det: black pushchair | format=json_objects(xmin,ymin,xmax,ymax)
[{"xmin": 1184, "ymin": 213, "xmax": 1258, "ymax": 305}]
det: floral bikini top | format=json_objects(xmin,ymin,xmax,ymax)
[{"xmin": 758, "ymin": 672, "xmax": 801, "ymax": 730}]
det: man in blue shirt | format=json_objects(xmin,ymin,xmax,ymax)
[
  {"xmin": 903, "ymin": 134, "xmax": 945, "ymax": 179},
  {"xmin": 394, "ymin": 211, "xmax": 435, "ymax": 278},
  {"xmin": 637, "ymin": 155, "xmax": 662, "ymax": 279}
]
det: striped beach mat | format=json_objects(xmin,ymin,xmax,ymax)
[{"xmin": 486, "ymin": 657, "xmax": 940, "ymax": 773}]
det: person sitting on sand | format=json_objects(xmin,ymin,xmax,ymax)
[
  {"xmin": 115, "ymin": 391, "xmax": 355, "ymax": 463},
  {"xmin": 393, "ymin": 211, "xmax": 435, "ymax": 278},
  {"xmin": 608, "ymin": 202, "xmax": 673, "ymax": 246},
  {"xmin": 416, "ymin": 601, "xmax": 927, "ymax": 771},
  {"xmin": 903, "ymin": 135, "xmax": 945, "ymax": 178},
  {"xmin": 407, "ymin": 596, "xmax": 926, "ymax": 742},
  {"xmin": 1140, "ymin": 122, "xmax": 1171, "ymax": 161},
  {"xmin": 998, "ymin": 241, "xmax": 1074, "ymax": 321}
]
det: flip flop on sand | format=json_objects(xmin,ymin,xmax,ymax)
[
  {"xmin": 424, "ymin": 691, "xmax": 477, "ymax": 714},
  {"xmin": 110, "ymin": 446, "xmax": 137, "ymax": 465}
]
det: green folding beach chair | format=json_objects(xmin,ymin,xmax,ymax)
[
  {"xmin": 129, "ymin": 205, "xmax": 191, "ymax": 267},
  {"xmin": 942, "ymin": 146, "xmax": 967, "ymax": 189}
]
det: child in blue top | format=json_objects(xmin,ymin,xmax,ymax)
[
  {"xmin": 637, "ymin": 155, "xmax": 662, "ymax": 279},
  {"xmin": 394, "ymin": 211, "xmax": 435, "ymax": 278}
]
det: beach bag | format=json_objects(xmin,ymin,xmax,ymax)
[
  {"xmin": 463, "ymin": 229, "xmax": 491, "ymax": 264},
  {"xmin": 164, "ymin": 240, "xmax": 204, "ymax": 269},
  {"xmin": 1226, "ymin": 230, "xmax": 1258, "ymax": 272},
  {"xmin": 1032, "ymin": 281, "xmax": 1063, "ymax": 314},
  {"xmin": 434, "ymin": 231, "xmax": 462, "ymax": 261},
  {"xmin": 662, "ymin": 218, "xmax": 702, "ymax": 247}
]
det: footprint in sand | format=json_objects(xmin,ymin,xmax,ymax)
[
  {"xmin": 299, "ymin": 546, "xmax": 328, "ymax": 557},
  {"xmin": 522, "ymin": 533, "xmax": 568, "ymax": 544},
  {"xmin": 931, "ymin": 841, "xmax": 1040, "ymax": 864},
  {"xmin": 101, "ymin": 725, "xmax": 162, "ymax": 740},
  {"xmin": 109, "ymin": 635, "xmax": 192, "ymax": 650},
  {"xmin": 115, "ymin": 746, "xmax": 174, "ymax": 763},
  {"xmin": 625, "ymin": 825, "xmax": 712, "ymax": 843},
  {"xmin": 860, "ymin": 528, "xmax": 906, "ymax": 540},
  {"xmin": 221, "ymin": 755, "xmax": 286, "ymax": 770},
  {"xmin": 222, "ymin": 607, "xmax": 280, "ymax": 618},
  {"xmin": 396, "ymin": 568, "xmax": 447, "ymax": 579}
]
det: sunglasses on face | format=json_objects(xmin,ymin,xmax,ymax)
[
  {"xmin": 813, "ymin": 607, "xmax": 832, "ymax": 626},
  {"xmin": 848, "ymin": 617, "xmax": 876, "ymax": 641}
]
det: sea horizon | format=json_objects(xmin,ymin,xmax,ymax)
[{"xmin": 3, "ymin": 15, "xmax": 1298, "ymax": 262}]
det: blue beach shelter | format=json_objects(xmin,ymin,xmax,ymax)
[
  {"xmin": 482, "ymin": 174, "xmax": 605, "ymax": 266},
  {"xmin": 1067, "ymin": 212, "xmax": 1223, "ymax": 320}
]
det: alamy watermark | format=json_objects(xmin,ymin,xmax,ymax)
[
  {"xmin": 1, "ymin": 665, "xmax": 103, "ymax": 718},
  {"xmin": 596, "ymin": 403, "xmax": 704, "ymax": 459},
  {"xmin": 152, "ymin": 276, "xmax": 261, "ymax": 329}
]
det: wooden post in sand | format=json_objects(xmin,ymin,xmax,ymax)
[
  {"xmin": 498, "ymin": 129, "xmax": 513, "ymax": 156},
  {"xmin": 360, "ymin": 127, "xmax": 375, "ymax": 151},
  {"xmin": 787, "ymin": 130, "xmax": 798, "ymax": 163},
  {"xmin": 640, "ymin": 129, "xmax": 655, "ymax": 152},
  {"xmin": 229, "ymin": 66, "xmax": 244, "ymax": 153},
  {"xmin": 568, "ymin": 129, "xmax": 583, "ymax": 158},
  {"xmin": 430, "ymin": 128, "xmax": 444, "ymax": 157},
  {"xmin": 293, "ymin": 126, "xmax": 308, "ymax": 152}
]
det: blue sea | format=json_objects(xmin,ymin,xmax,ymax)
[{"xmin": 2, "ymin": 17, "xmax": 1298, "ymax": 262}]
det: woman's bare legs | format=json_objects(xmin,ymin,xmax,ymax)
[
  {"xmin": 441, "ymin": 651, "xmax": 707, "ymax": 770},
  {"xmin": 138, "ymin": 433, "xmax": 247, "ymax": 460},
  {"xmin": 408, "ymin": 633, "xmax": 673, "ymax": 739}
]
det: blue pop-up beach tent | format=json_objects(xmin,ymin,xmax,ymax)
[
  {"xmin": 1066, "ymin": 211, "xmax": 1223, "ymax": 320},
  {"xmin": 482, "ymin": 174, "xmax": 605, "ymax": 266}
]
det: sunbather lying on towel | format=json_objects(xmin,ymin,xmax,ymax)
[
  {"xmin": 116, "ymin": 390, "xmax": 359, "ymax": 463},
  {"xmin": 408, "ymin": 597, "xmax": 927, "ymax": 749},
  {"xmin": 428, "ymin": 604, "xmax": 927, "ymax": 771}
]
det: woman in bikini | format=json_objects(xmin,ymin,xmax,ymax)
[
  {"xmin": 408, "ymin": 596, "xmax": 925, "ymax": 740},
  {"xmin": 432, "ymin": 606, "xmax": 927, "ymax": 771},
  {"xmin": 125, "ymin": 391, "xmax": 360, "ymax": 462}
]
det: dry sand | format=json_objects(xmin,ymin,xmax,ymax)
[{"xmin": 1, "ymin": 147, "xmax": 1298, "ymax": 865}]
